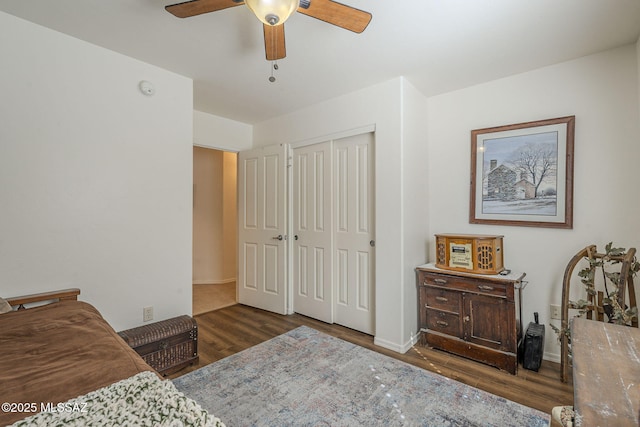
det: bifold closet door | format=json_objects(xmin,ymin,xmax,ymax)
[
  {"xmin": 292, "ymin": 141, "xmax": 333, "ymax": 323},
  {"xmin": 292, "ymin": 133, "xmax": 375, "ymax": 335},
  {"xmin": 333, "ymin": 132, "xmax": 375, "ymax": 335}
]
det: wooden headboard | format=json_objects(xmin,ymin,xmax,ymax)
[{"xmin": 6, "ymin": 288, "xmax": 80, "ymax": 310}]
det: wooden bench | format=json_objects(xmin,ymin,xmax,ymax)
[{"xmin": 572, "ymin": 318, "xmax": 640, "ymax": 426}]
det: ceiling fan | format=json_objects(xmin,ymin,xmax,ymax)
[{"xmin": 165, "ymin": 0, "xmax": 372, "ymax": 60}]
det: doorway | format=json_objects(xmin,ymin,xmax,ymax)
[{"xmin": 192, "ymin": 146, "xmax": 238, "ymax": 315}]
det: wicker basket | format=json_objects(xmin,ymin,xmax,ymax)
[{"xmin": 118, "ymin": 315, "xmax": 198, "ymax": 375}]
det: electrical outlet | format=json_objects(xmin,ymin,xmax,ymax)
[
  {"xmin": 143, "ymin": 306, "xmax": 154, "ymax": 322},
  {"xmin": 550, "ymin": 304, "xmax": 561, "ymax": 320}
]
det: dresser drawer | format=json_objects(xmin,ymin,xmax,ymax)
[
  {"xmin": 423, "ymin": 286, "xmax": 460, "ymax": 313},
  {"xmin": 426, "ymin": 309, "xmax": 461, "ymax": 338},
  {"xmin": 420, "ymin": 272, "xmax": 509, "ymax": 299}
]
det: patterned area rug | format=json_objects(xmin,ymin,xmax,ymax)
[{"xmin": 173, "ymin": 326, "xmax": 549, "ymax": 426}]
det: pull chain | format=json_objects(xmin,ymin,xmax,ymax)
[{"xmin": 269, "ymin": 61, "xmax": 278, "ymax": 82}]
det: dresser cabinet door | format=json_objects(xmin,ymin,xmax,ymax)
[{"xmin": 463, "ymin": 292, "xmax": 515, "ymax": 352}]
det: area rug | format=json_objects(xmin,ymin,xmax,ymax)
[{"xmin": 173, "ymin": 326, "xmax": 549, "ymax": 426}]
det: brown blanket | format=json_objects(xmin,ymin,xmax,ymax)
[{"xmin": 0, "ymin": 300, "xmax": 153, "ymax": 426}]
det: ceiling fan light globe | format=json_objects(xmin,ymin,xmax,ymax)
[{"xmin": 245, "ymin": 0, "xmax": 298, "ymax": 26}]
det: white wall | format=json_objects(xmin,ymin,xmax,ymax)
[
  {"xmin": 254, "ymin": 77, "xmax": 429, "ymax": 352},
  {"xmin": 401, "ymin": 80, "xmax": 430, "ymax": 345},
  {"xmin": 194, "ymin": 110, "xmax": 252, "ymax": 152},
  {"xmin": 0, "ymin": 12, "xmax": 193, "ymax": 332},
  {"xmin": 637, "ymin": 36, "xmax": 640, "ymax": 121},
  {"xmin": 426, "ymin": 44, "xmax": 640, "ymax": 361}
]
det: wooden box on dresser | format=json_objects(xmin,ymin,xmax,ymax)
[{"xmin": 416, "ymin": 263, "xmax": 526, "ymax": 374}]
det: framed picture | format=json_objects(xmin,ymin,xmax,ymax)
[{"xmin": 470, "ymin": 116, "xmax": 575, "ymax": 228}]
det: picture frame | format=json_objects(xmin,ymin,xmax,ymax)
[{"xmin": 470, "ymin": 116, "xmax": 575, "ymax": 228}]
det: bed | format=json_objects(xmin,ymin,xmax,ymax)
[{"xmin": 0, "ymin": 289, "xmax": 224, "ymax": 426}]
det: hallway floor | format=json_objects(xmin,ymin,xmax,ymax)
[{"xmin": 192, "ymin": 282, "xmax": 237, "ymax": 315}]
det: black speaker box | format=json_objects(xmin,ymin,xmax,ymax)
[{"xmin": 522, "ymin": 312, "xmax": 545, "ymax": 372}]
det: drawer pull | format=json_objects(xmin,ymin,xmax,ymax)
[
  {"xmin": 435, "ymin": 296, "xmax": 448, "ymax": 302},
  {"xmin": 434, "ymin": 278, "xmax": 448, "ymax": 284},
  {"xmin": 478, "ymin": 285, "xmax": 495, "ymax": 291},
  {"xmin": 436, "ymin": 320, "xmax": 449, "ymax": 327}
]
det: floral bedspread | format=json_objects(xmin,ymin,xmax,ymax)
[{"xmin": 10, "ymin": 371, "xmax": 225, "ymax": 427}]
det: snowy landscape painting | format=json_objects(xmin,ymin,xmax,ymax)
[{"xmin": 470, "ymin": 116, "xmax": 575, "ymax": 228}]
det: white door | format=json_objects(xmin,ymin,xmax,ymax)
[
  {"xmin": 334, "ymin": 133, "xmax": 375, "ymax": 334},
  {"xmin": 292, "ymin": 141, "xmax": 333, "ymax": 323},
  {"xmin": 237, "ymin": 144, "xmax": 287, "ymax": 314}
]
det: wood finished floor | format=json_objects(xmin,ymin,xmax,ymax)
[
  {"xmin": 192, "ymin": 282, "xmax": 237, "ymax": 315},
  {"xmin": 170, "ymin": 304, "xmax": 573, "ymax": 426}
]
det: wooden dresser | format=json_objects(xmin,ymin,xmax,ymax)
[{"xmin": 416, "ymin": 263, "xmax": 526, "ymax": 374}]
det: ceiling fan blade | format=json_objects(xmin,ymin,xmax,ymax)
[
  {"xmin": 165, "ymin": 0, "xmax": 244, "ymax": 18},
  {"xmin": 297, "ymin": 0, "xmax": 371, "ymax": 33},
  {"xmin": 264, "ymin": 24, "xmax": 286, "ymax": 60}
]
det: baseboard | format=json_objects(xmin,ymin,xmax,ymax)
[
  {"xmin": 192, "ymin": 278, "xmax": 236, "ymax": 285},
  {"xmin": 373, "ymin": 330, "xmax": 421, "ymax": 354},
  {"xmin": 381, "ymin": 330, "xmax": 563, "ymax": 364},
  {"xmin": 373, "ymin": 337, "xmax": 402, "ymax": 353},
  {"xmin": 543, "ymin": 351, "xmax": 560, "ymax": 364},
  {"xmin": 401, "ymin": 334, "xmax": 420, "ymax": 353}
]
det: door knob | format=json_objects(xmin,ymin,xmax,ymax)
[{"xmin": 272, "ymin": 235, "xmax": 283, "ymax": 241}]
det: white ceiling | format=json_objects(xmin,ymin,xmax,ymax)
[{"xmin": 2, "ymin": 0, "xmax": 639, "ymax": 125}]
